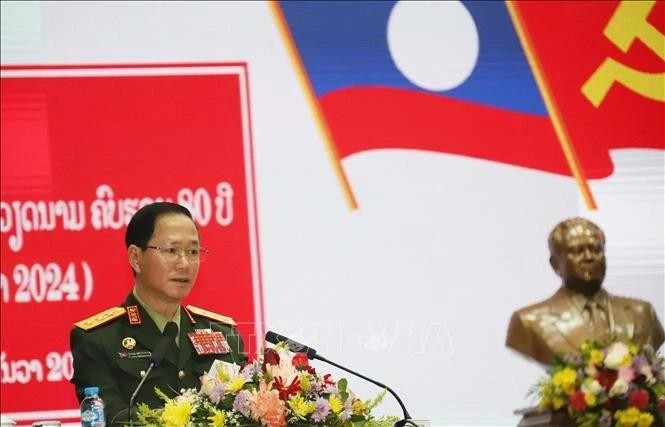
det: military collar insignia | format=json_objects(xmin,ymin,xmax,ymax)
[
  {"xmin": 183, "ymin": 306, "xmax": 196, "ymax": 325},
  {"xmin": 126, "ymin": 305, "xmax": 142, "ymax": 325}
]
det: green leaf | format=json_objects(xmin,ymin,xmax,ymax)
[{"xmin": 338, "ymin": 378, "xmax": 349, "ymax": 401}]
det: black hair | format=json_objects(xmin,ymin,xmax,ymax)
[{"xmin": 125, "ymin": 202, "xmax": 193, "ymax": 249}]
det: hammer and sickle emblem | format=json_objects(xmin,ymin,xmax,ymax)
[{"xmin": 581, "ymin": 0, "xmax": 664, "ymax": 107}]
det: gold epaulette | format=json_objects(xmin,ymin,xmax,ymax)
[
  {"xmin": 185, "ymin": 305, "xmax": 236, "ymax": 326},
  {"xmin": 74, "ymin": 307, "xmax": 126, "ymax": 331}
]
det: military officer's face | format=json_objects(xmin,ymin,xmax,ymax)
[
  {"xmin": 552, "ymin": 222, "xmax": 606, "ymax": 295},
  {"xmin": 136, "ymin": 213, "xmax": 200, "ymax": 304}
]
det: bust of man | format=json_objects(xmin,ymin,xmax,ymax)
[{"xmin": 506, "ymin": 217, "xmax": 664, "ymax": 365}]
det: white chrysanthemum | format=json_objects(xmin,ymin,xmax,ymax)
[
  {"xmin": 609, "ymin": 378, "xmax": 629, "ymax": 397},
  {"xmin": 604, "ymin": 342, "xmax": 630, "ymax": 369},
  {"xmin": 212, "ymin": 359, "xmax": 241, "ymax": 380},
  {"xmin": 581, "ymin": 379, "xmax": 602, "ymax": 395},
  {"xmin": 200, "ymin": 373, "xmax": 222, "ymax": 396}
]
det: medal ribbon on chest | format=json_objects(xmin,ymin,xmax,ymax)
[{"xmin": 188, "ymin": 329, "xmax": 231, "ymax": 355}]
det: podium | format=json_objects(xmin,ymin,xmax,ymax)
[{"xmin": 515, "ymin": 407, "xmax": 575, "ymax": 427}]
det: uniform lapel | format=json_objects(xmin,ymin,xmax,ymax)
[
  {"xmin": 178, "ymin": 306, "xmax": 196, "ymax": 369},
  {"xmin": 123, "ymin": 293, "xmax": 179, "ymax": 367}
]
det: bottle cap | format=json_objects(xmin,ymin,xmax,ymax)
[{"xmin": 83, "ymin": 386, "xmax": 100, "ymax": 396}]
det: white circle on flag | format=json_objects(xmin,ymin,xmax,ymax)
[{"xmin": 387, "ymin": 0, "xmax": 479, "ymax": 91}]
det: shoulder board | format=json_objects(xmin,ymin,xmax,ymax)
[
  {"xmin": 185, "ymin": 305, "xmax": 236, "ymax": 326},
  {"xmin": 74, "ymin": 307, "xmax": 126, "ymax": 331}
]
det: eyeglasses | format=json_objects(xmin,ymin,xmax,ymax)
[{"xmin": 145, "ymin": 246, "xmax": 209, "ymax": 263}]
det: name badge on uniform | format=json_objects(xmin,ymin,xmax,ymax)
[
  {"xmin": 188, "ymin": 329, "xmax": 231, "ymax": 355},
  {"xmin": 118, "ymin": 351, "xmax": 152, "ymax": 360}
]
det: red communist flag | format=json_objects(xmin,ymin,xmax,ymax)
[{"xmin": 513, "ymin": 0, "xmax": 665, "ymax": 179}]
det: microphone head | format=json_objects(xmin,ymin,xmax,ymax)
[
  {"xmin": 265, "ymin": 331, "xmax": 281, "ymax": 345},
  {"xmin": 264, "ymin": 331, "xmax": 317, "ymax": 359}
]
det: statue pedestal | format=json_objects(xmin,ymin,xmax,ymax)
[{"xmin": 515, "ymin": 407, "xmax": 575, "ymax": 427}]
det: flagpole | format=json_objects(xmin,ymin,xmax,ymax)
[
  {"xmin": 269, "ymin": 0, "xmax": 359, "ymax": 211},
  {"xmin": 506, "ymin": 0, "xmax": 598, "ymax": 211}
]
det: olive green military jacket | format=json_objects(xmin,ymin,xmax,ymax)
[{"xmin": 70, "ymin": 293, "xmax": 246, "ymax": 425}]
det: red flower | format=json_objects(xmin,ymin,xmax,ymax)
[
  {"xmin": 322, "ymin": 373, "xmax": 336, "ymax": 387},
  {"xmin": 597, "ymin": 370, "xmax": 617, "ymax": 390},
  {"xmin": 292, "ymin": 352, "xmax": 309, "ymax": 368},
  {"xmin": 274, "ymin": 376, "xmax": 301, "ymax": 400},
  {"xmin": 291, "ymin": 352, "xmax": 316, "ymax": 374},
  {"xmin": 659, "ymin": 397, "xmax": 665, "ymax": 412},
  {"xmin": 570, "ymin": 391, "xmax": 587, "ymax": 412},
  {"xmin": 628, "ymin": 389, "xmax": 650, "ymax": 411},
  {"xmin": 263, "ymin": 348, "xmax": 280, "ymax": 370}
]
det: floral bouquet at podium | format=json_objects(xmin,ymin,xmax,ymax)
[
  {"xmin": 532, "ymin": 340, "xmax": 664, "ymax": 427},
  {"xmin": 136, "ymin": 342, "xmax": 398, "ymax": 426}
]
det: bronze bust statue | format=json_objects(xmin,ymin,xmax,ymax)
[{"xmin": 506, "ymin": 217, "xmax": 664, "ymax": 365}]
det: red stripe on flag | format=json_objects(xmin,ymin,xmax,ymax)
[{"xmin": 321, "ymin": 86, "xmax": 615, "ymax": 178}]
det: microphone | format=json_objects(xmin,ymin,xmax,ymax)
[
  {"xmin": 265, "ymin": 331, "xmax": 418, "ymax": 427},
  {"xmin": 128, "ymin": 322, "xmax": 178, "ymax": 424},
  {"xmin": 265, "ymin": 330, "xmax": 317, "ymax": 359}
]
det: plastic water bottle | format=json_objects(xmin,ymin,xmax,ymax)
[{"xmin": 80, "ymin": 386, "xmax": 106, "ymax": 427}]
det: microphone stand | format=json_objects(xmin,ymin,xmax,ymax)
[
  {"xmin": 313, "ymin": 354, "xmax": 419, "ymax": 427},
  {"xmin": 128, "ymin": 362, "xmax": 156, "ymax": 426},
  {"xmin": 127, "ymin": 322, "xmax": 177, "ymax": 426}
]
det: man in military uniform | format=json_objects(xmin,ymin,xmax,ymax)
[
  {"xmin": 70, "ymin": 202, "xmax": 247, "ymax": 424},
  {"xmin": 506, "ymin": 217, "xmax": 664, "ymax": 365}
]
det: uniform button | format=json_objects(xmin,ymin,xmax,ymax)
[
  {"xmin": 140, "ymin": 370, "xmax": 146, "ymax": 378},
  {"xmin": 178, "ymin": 370, "xmax": 185, "ymax": 380}
]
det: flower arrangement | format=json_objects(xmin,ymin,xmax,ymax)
[
  {"xmin": 534, "ymin": 340, "xmax": 665, "ymax": 427},
  {"xmin": 136, "ymin": 343, "xmax": 398, "ymax": 426}
]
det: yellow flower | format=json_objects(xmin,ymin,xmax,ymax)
[
  {"xmin": 583, "ymin": 393, "xmax": 596, "ymax": 407},
  {"xmin": 329, "ymin": 395, "xmax": 344, "ymax": 414},
  {"xmin": 580, "ymin": 341, "xmax": 595, "ymax": 354},
  {"xmin": 614, "ymin": 407, "xmax": 641, "ymax": 427},
  {"xmin": 637, "ymin": 412, "xmax": 654, "ymax": 427},
  {"xmin": 551, "ymin": 397, "xmax": 565, "ymax": 410},
  {"xmin": 287, "ymin": 395, "xmax": 316, "ymax": 419},
  {"xmin": 552, "ymin": 367, "xmax": 577, "ymax": 395},
  {"xmin": 215, "ymin": 365, "xmax": 230, "ymax": 382},
  {"xmin": 226, "ymin": 376, "xmax": 246, "ymax": 393},
  {"xmin": 621, "ymin": 353, "xmax": 632, "ymax": 368},
  {"xmin": 160, "ymin": 400, "xmax": 192, "ymax": 427},
  {"xmin": 629, "ymin": 343, "xmax": 639, "ymax": 356},
  {"xmin": 299, "ymin": 374, "xmax": 311, "ymax": 393},
  {"xmin": 208, "ymin": 408, "xmax": 226, "ymax": 427},
  {"xmin": 589, "ymin": 349, "xmax": 604, "ymax": 365},
  {"xmin": 352, "ymin": 399, "xmax": 368, "ymax": 415}
]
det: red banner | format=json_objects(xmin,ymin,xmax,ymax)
[
  {"xmin": 514, "ymin": 0, "xmax": 665, "ymax": 178},
  {"xmin": 0, "ymin": 63, "xmax": 263, "ymax": 416}
]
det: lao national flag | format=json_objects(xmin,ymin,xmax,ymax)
[
  {"xmin": 513, "ymin": 0, "xmax": 665, "ymax": 178},
  {"xmin": 277, "ymin": 0, "xmax": 663, "ymax": 182}
]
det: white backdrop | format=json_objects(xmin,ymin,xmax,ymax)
[{"xmin": 1, "ymin": 1, "xmax": 663, "ymax": 425}]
